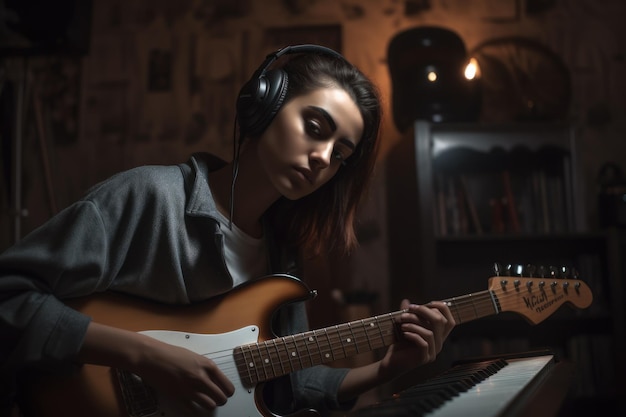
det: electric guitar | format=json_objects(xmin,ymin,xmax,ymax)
[{"xmin": 21, "ymin": 273, "xmax": 593, "ymax": 417}]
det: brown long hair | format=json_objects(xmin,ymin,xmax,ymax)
[{"xmin": 267, "ymin": 52, "xmax": 382, "ymax": 256}]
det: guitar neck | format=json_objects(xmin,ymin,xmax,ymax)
[
  {"xmin": 235, "ymin": 289, "xmax": 497, "ymax": 386},
  {"xmin": 443, "ymin": 289, "xmax": 499, "ymax": 325}
]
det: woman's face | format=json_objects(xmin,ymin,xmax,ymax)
[{"xmin": 257, "ymin": 86, "xmax": 364, "ymax": 200}]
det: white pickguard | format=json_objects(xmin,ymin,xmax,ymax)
[{"xmin": 139, "ymin": 326, "xmax": 262, "ymax": 417}]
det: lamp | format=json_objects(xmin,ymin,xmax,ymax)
[{"xmin": 387, "ymin": 26, "xmax": 482, "ymax": 132}]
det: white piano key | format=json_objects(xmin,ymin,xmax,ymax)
[{"xmin": 427, "ymin": 355, "xmax": 554, "ymax": 417}]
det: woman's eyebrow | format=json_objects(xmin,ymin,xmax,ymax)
[
  {"xmin": 339, "ymin": 138, "xmax": 356, "ymax": 150},
  {"xmin": 309, "ymin": 106, "xmax": 337, "ymax": 131}
]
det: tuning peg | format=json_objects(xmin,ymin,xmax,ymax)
[
  {"xmin": 513, "ymin": 264, "xmax": 524, "ymax": 276},
  {"xmin": 493, "ymin": 262, "xmax": 502, "ymax": 276},
  {"xmin": 526, "ymin": 264, "xmax": 536, "ymax": 277},
  {"xmin": 559, "ymin": 265, "xmax": 569, "ymax": 278},
  {"xmin": 571, "ymin": 267, "xmax": 579, "ymax": 279},
  {"xmin": 505, "ymin": 264, "xmax": 513, "ymax": 275}
]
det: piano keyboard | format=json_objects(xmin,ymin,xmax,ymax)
[{"xmin": 350, "ymin": 353, "xmax": 559, "ymax": 417}]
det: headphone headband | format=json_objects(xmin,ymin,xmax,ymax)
[{"xmin": 252, "ymin": 44, "xmax": 345, "ymax": 78}]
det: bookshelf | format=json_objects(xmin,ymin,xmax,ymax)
[
  {"xmin": 385, "ymin": 121, "xmax": 623, "ymax": 410},
  {"xmin": 422, "ymin": 121, "xmax": 584, "ymax": 238}
]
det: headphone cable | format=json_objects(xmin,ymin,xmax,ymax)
[{"xmin": 229, "ymin": 117, "xmax": 242, "ymax": 231}]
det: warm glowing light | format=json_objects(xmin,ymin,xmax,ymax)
[
  {"xmin": 464, "ymin": 57, "xmax": 480, "ymax": 80},
  {"xmin": 427, "ymin": 71, "xmax": 438, "ymax": 82}
]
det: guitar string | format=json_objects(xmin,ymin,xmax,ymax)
[
  {"xmin": 453, "ymin": 283, "xmax": 587, "ymax": 326},
  {"xmin": 225, "ymin": 280, "xmax": 582, "ymax": 381},
  {"xmin": 194, "ymin": 278, "xmax": 579, "ymax": 360},
  {"xmin": 220, "ymin": 284, "xmax": 570, "ymax": 364},
  {"xmin": 226, "ymin": 320, "xmax": 400, "ymax": 383},
  {"xmin": 448, "ymin": 280, "xmax": 581, "ymax": 312},
  {"xmin": 226, "ymin": 321, "xmax": 396, "ymax": 364},
  {"xmin": 223, "ymin": 284, "xmax": 572, "ymax": 359}
]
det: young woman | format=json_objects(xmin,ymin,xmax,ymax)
[{"xmin": 0, "ymin": 45, "xmax": 455, "ymax": 416}]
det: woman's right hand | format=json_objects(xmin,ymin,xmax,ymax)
[
  {"xmin": 79, "ymin": 322, "xmax": 235, "ymax": 412},
  {"xmin": 132, "ymin": 336, "xmax": 235, "ymax": 412}
]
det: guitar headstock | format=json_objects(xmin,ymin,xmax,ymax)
[{"xmin": 488, "ymin": 264, "xmax": 593, "ymax": 324}]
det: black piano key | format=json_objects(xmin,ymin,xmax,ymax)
[{"xmin": 350, "ymin": 359, "xmax": 510, "ymax": 416}]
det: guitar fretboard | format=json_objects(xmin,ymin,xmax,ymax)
[
  {"xmin": 445, "ymin": 289, "xmax": 500, "ymax": 324},
  {"xmin": 234, "ymin": 289, "xmax": 502, "ymax": 386},
  {"xmin": 234, "ymin": 312, "xmax": 402, "ymax": 386}
]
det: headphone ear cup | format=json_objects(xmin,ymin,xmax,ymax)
[{"xmin": 236, "ymin": 68, "xmax": 289, "ymax": 137}]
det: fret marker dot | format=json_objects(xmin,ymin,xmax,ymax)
[
  {"xmin": 325, "ymin": 353, "xmax": 330, "ymax": 358},
  {"xmin": 308, "ymin": 337, "xmax": 314, "ymax": 342},
  {"xmin": 346, "ymin": 338, "xmax": 352, "ymax": 343},
  {"xmin": 264, "ymin": 359, "xmax": 269, "ymax": 364},
  {"xmin": 369, "ymin": 323, "xmax": 375, "ymax": 327},
  {"xmin": 249, "ymin": 362, "xmax": 254, "ymax": 368},
  {"xmin": 291, "ymin": 352, "xmax": 296, "ymax": 357}
]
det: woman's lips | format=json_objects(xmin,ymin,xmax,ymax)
[{"xmin": 294, "ymin": 166, "xmax": 314, "ymax": 184}]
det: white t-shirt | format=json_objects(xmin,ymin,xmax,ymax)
[{"xmin": 214, "ymin": 210, "xmax": 267, "ymax": 287}]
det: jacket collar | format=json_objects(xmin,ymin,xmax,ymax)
[{"xmin": 184, "ymin": 152, "xmax": 225, "ymax": 219}]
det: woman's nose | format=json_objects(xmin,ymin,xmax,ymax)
[{"xmin": 309, "ymin": 141, "xmax": 334, "ymax": 169}]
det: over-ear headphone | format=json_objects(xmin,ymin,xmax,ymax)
[{"xmin": 236, "ymin": 44, "xmax": 345, "ymax": 137}]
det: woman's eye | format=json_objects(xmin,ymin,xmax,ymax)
[
  {"xmin": 305, "ymin": 120, "xmax": 323, "ymax": 137},
  {"xmin": 333, "ymin": 150, "xmax": 348, "ymax": 166}
]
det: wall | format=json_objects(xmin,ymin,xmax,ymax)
[{"xmin": 1, "ymin": 0, "xmax": 625, "ymax": 300}]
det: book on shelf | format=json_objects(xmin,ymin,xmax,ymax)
[
  {"xmin": 433, "ymin": 167, "xmax": 573, "ymax": 236},
  {"xmin": 459, "ymin": 174, "xmax": 483, "ymax": 235},
  {"xmin": 501, "ymin": 170, "xmax": 521, "ymax": 233}
]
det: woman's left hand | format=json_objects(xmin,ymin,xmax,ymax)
[{"xmin": 379, "ymin": 299, "xmax": 456, "ymax": 379}]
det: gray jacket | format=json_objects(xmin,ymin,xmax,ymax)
[{"xmin": 0, "ymin": 153, "xmax": 352, "ymax": 415}]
